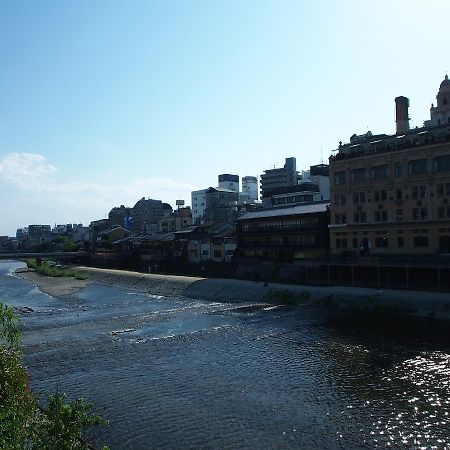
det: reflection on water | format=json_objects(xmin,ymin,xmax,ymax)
[{"xmin": 1, "ymin": 261, "xmax": 449, "ymax": 449}]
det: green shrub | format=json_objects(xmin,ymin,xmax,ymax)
[
  {"xmin": 26, "ymin": 259, "xmax": 89, "ymax": 280},
  {"xmin": 0, "ymin": 303, "xmax": 107, "ymax": 449}
]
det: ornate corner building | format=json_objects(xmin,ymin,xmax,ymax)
[{"xmin": 329, "ymin": 75, "xmax": 450, "ymax": 256}]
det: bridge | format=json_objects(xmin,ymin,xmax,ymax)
[{"xmin": 0, "ymin": 252, "xmax": 89, "ymax": 260}]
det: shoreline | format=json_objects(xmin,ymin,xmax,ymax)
[{"xmin": 14, "ymin": 266, "xmax": 450, "ymax": 320}]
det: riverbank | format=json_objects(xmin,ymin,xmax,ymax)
[{"xmin": 16, "ymin": 266, "xmax": 450, "ymax": 320}]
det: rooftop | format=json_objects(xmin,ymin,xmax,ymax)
[
  {"xmin": 330, "ymin": 124, "xmax": 450, "ymax": 163},
  {"xmin": 238, "ymin": 201, "xmax": 329, "ymax": 221}
]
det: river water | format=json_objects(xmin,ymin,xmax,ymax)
[{"xmin": 1, "ymin": 260, "xmax": 449, "ymax": 449}]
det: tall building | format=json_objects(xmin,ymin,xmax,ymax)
[
  {"xmin": 329, "ymin": 75, "xmax": 450, "ymax": 256},
  {"xmin": 218, "ymin": 174, "xmax": 239, "ymax": 192},
  {"xmin": 191, "ymin": 189, "xmax": 207, "ymax": 224},
  {"xmin": 241, "ymin": 176, "xmax": 258, "ymax": 201},
  {"xmin": 260, "ymin": 157, "xmax": 299, "ymax": 199}
]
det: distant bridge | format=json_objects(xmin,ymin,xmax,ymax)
[{"xmin": 0, "ymin": 252, "xmax": 89, "ymax": 260}]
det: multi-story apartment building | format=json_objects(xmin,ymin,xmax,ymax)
[
  {"xmin": 191, "ymin": 189, "xmax": 207, "ymax": 224},
  {"xmin": 260, "ymin": 157, "xmax": 299, "ymax": 199},
  {"xmin": 192, "ymin": 174, "xmax": 259, "ymax": 224},
  {"xmin": 261, "ymin": 163, "xmax": 330, "ymax": 208},
  {"xmin": 329, "ymin": 75, "xmax": 450, "ymax": 256}
]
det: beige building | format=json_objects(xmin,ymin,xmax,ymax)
[{"xmin": 329, "ymin": 76, "xmax": 450, "ymax": 256}]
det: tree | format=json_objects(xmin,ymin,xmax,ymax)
[{"xmin": 0, "ymin": 303, "xmax": 108, "ymax": 449}]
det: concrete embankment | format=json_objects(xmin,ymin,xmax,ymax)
[
  {"xmin": 17, "ymin": 266, "xmax": 450, "ymax": 320},
  {"xmin": 81, "ymin": 267, "xmax": 450, "ymax": 320}
]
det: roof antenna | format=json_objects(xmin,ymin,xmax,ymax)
[{"xmin": 320, "ymin": 145, "xmax": 323, "ymax": 164}]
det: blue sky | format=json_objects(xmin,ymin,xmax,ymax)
[{"xmin": 0, "ymin": 0, "xmax": 449, "ymax": 235}]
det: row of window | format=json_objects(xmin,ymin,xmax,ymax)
[
  {"xmin": 273, "ymin": 194, "xmax": 314, "ymax": 205},
  {"xmin": 334, "ymin": 183, "xmax": 450, "ymax": 206},
  {"xmin": 335, "ymin": 236, "xmax": 429, "ymax": 249},
  {"xmin": 240, "ymin": 216, "xmax": 320, "ymax": 232},
  {"xmin": 335, "ymin": 207, "xmax": 434, "ymax": 224},
  {"xmin": 334, "ymin": 155, "xmax": 450, "ymax": 185}
]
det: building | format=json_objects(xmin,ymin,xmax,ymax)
[
  {"xmin": 186, "ymin": 223, "xmax": 236, "ymax": 263},
  {"xmin": 260, "ymin": 157, "xmax": 299, "ymax": 199},
  {"xmin": 27, "ymin": 225, "xmax": 51, "ymax": 239},
  {"xmin": 329, "ymin": 75, "xmax": 450, "ymax": 256},
  {"xmin": 237, "ymin": 201, "xmax": 330, "ymax": 261},
  {"xmin": 425, "ymin": 74, "xmax": 450, "ymax": 127},
  {"xmin": 261, "ymin": 164, "xmax": 330, "ymax": 208},
  {"xmin": 204, "ymin": 187, "xmax": 240, "ymax": 223},
  {"xmin": 218, "ymin": 174, "xmax": 239, "ymax": 192},
  {"xmin": 158, "ymin": 206, "xmax": 193, "ymax": 233},
  {"xmin": 241, "ymin": 176, "xmax": 258, "ymax": 201},
  {"xmin": 109, "ymin": 205, "xmax": 134, "ymax": 231},
  {"xmin": 191, "ymin": 189, "xmax": 207, "ymax": 224},
  {"xmin": 131, "ymin": 198, "xmax": 172, "ymax": 234}
]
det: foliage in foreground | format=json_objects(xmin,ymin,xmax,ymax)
[
  {"xmin": 26, "ymin": 259, "xmax": 89, "ymax": 280},
  {"xmin": 0, "ymin": 303, "xmax": 108, "ymax": 449}
]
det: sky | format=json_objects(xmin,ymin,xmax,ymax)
[{"xmin": 0, "ymin": 0, "xmax": 449, "ymax": 235}]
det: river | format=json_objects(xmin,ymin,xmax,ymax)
[{"xmin": 1, "ymin": 260, "xmax": 449, "ymax": 449}]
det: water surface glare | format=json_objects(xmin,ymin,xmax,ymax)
[{"xmin": 1, "ymin": 261, "xmax": 449, "ymax": 449}]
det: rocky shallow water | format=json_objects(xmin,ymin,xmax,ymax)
[{"xmin": 1, "ymin": 261, "xmax": 450, "ymax": 449}]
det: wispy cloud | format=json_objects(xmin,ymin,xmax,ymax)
[
  {"xmin": 0, "ymin": 153, "xmax": 197, "ymax": 229},
  {"xmin": 0, "ymin": 153, "xmax": 57, "ymax": 188}
]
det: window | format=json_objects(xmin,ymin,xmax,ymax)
[
  {"xmin": 421, "ymin": 208, "xmax": 428, "ymax": 220},
  {"xmin": 350, "ymin": 168, "xmax": 366, "ymax": 183},
  {"xmin": 353, "ymin": 192, "xmax": 366, "ymax": 204},
  {"xmin": 437, "ymin": 183, "xmax": 450, "ymax": 197},
  {"xmin": 394, "ymin": 163, "xmax": 402, "ymax": 177},
  {"xmin": 374, "ymin": 210, "xmax": 387, "ymax": 222},
  {"xmin": 353, "ymin": 211, "xmax": 366, "ymax": 223},
  {"xmin": 413, "ymin": 236, "xmax": 429, "ymax": 247},
  {"xmin": 334, "ymin": 171, "xmax": 347, "ymax": 185},
  {"xmin": 408, "ymin": 159, "xmax": 427, "ymax": 175},
  {"xmin": 375, "ymin": 237, "xmax": 389, "ymax": 247},
  {"xmin": 396, "ymin": 209, "xmax": 403, "ymax": 221},
  {"xmin": 413, "ymin": 207, "xmax": 428, "ymax": 220},
  {"xmin": 411, "ymin": 185, "xmax": 426, "ymax": 199},
  {"xmin": 374, "ymin": 190, "xmax": 387, "ymax": 202},
  {"xmin": 433, "ymin": 155, "xmax": 450, "ymax": 173},
  {"xmin": 371, "ymin": 164, "xmax": 389, "ymax": 180},
  {"xmin": 334, "ymin": 193, "xmax": 346, "ymax": 205},
  {"xmin": 397, "ymin": 237, "xmax": 404, "ymax": 247},
  {"xmin": 395, "ymin": 188, "xmax": 403, "ymax": 200}
]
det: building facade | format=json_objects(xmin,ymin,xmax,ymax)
[
  {"xmin": 131, "ymin": 198, "xmax": 172, "ymax": 234},
  {"xmin": 218, "ymin": 174, "xmax": 239, "ymax": 192},
  {"xmin": 191, "ymin": 189, "xmax": 207, "ymax": 224},
  {"xmin": 329, "ymin": 76, "xmax": 450, "ymax": 256},
  {"xmin": 237, "ymin": 201, "xmax": 330, "ymax": 261},
  {"xmin": 241, "ymin": 176, "xmax": 258, "ymax": 201},
  {"xmin": 260, "ymin": 157, "xmax": 299, "ymax": 199}
]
